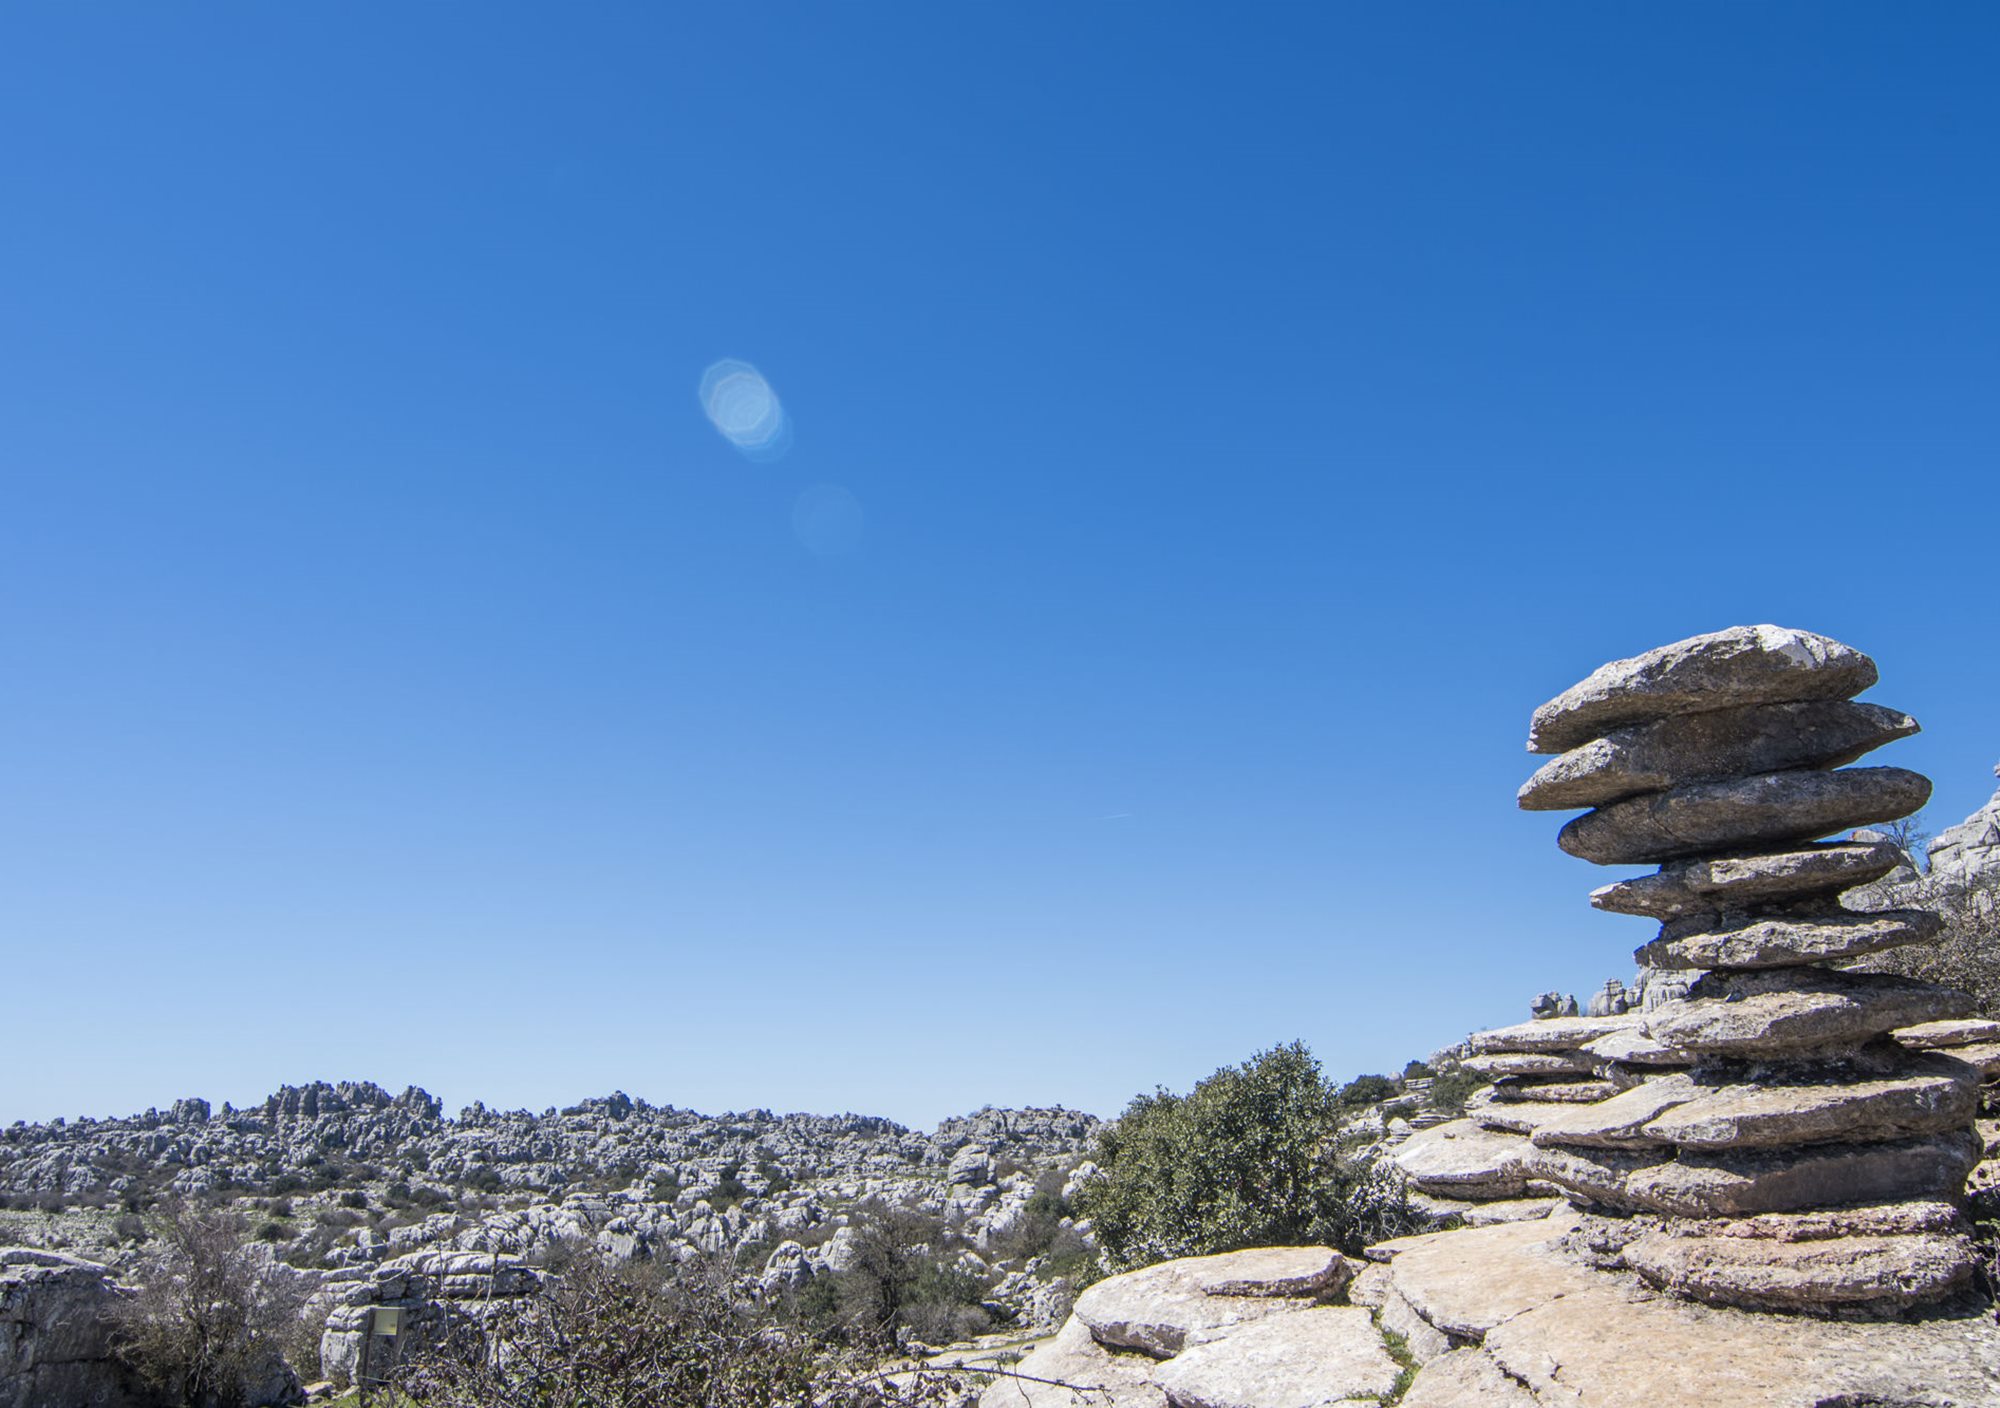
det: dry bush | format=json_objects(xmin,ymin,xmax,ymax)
[
  {"xmin": 1855, "ymin": 882, "xmax": 2000, "ymax": 1016},
  {"xmin": 110, "ymin": 1199, "xmax": 305, "ymax": 1408},
  {"xmin": 390, "ymin": 1246, "xmax": 974, "ymax": 1408}
]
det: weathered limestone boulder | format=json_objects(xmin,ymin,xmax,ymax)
[
  {"xmin": 1578, "ymin": 1026, "xmax": 1690, "ymax": 1068},
  {"xmin": 1590, "ymin": 840, "xmax": 1904, "ymax": 919},
  {"xmin": 0, "ymin": 1250, "xmax": 143, "ymax": 1408},
  {"xmin": 1896, "ymin": 1016, "xmax": 2000, "ymax": 1050},
  {"xmin": 1622, "ymin": 1129, "xmax": 1980, "ymax": 1217},
  {"xmin": 1528, "ymin": 991, "xmax": 1578, "ymax": 1018},
  {"xmin": 1151, "ymin": 1307, "xmax": 1398, "ymax": 1408},
  {"xmin": 975, "ymin": 1315, "xmax": 1161, "ymax": 1408},
  {"xmin": 1643, "ymin": 968, "xmax": 1972, "ymax": 1057},
  {"xmin": 1558, "ymin": 767, "xmax": 1932, "ymax": 865},
  {"xmin": 1071, "ymin": 1248, "xmax": 1350, "ymax": 1358},
  {"xmin": 1389, "ymin": 1121, "xmax": 1531, "ymax": 1201},
  {"xmin": 1526, "ymin": 625, "xmax": 1878, "ymax": 754},
  {"xmin": 1485, "ymin": 1078, "xmax": 1617, "ymax": 1104},
  {"xmin": 1520, "ymin": 699, "xmax": 1917, "ymax": 811},
  {"xmin": 1527, "ymin": 1074, "xmax": 1701, "ymax": 1150},
  {"xmin": 1460, "ymin": 1051, "xmax": 1594, "ymax": 1078},
  {"xmin": 1624, "ymin": 1202, "xmax": 1978, "ymax": 1311},
  {"xmin": 1467, "ymin": 1015, "xmax": 1642, "ymax": 1054},
  {"xmin": 1520, "ymin": 1145, "xmax": 1672, "ymax": 1213},
  {"xmin": 1636, "ymin": 909, "xmax": 1941, "ymax": 971},
  {"xmin": 1637, "ymin": 1058, "xmax": 1977, "ymax": 1150},
  {"xmin": 321, "ymin": 1249, "xmax": 543, "ymax": 1385}
]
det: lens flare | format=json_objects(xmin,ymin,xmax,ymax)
[
  {"xmin": 791, "ymin": 483, "xmax": 865, "ymax": 558},
  {"xmin": 699, "ymin": 358, "xmax": 792, "ymax": 461}
]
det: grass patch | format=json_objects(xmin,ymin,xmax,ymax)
[{"xmin": 1364, "ymin": 1320, "xmax": 1420, "ymax": 1405}]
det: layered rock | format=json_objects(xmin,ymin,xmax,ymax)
[
  {"xmin": 990, "ymin": 1246, "xmax": 1396, "ymax": 1408},
  {"xmin": 0, "ymin": 1251, "xmax": 143, "ymax": 1408},
  {"xmin": 1520, "ymin": 625, "xmax": 1980, "ymax": 1312},
  {"xmin": 320, "ymin": 1249, "xmax": 543, "ymax": 1386}
]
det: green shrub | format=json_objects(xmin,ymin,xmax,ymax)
[{"xmin": 1076, "ymin": 1041, "xmax": 1416, "ymax": 1269}]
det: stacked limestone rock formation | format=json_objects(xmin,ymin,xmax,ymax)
[
  {"xmin": 1392, "ymin": 1013, "xmax": 1648, "ymax": 1224},
  {"xmin": 1515, "ymin": 625, "xmax": 1983, "ymax": 1313}
]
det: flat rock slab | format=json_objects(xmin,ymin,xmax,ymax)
[
  {"xmin": 1638, "ymin": 1057, "xmax": 1977, "ymax": 1150},
  {"xmin": 1473, "ymin": 1098, "xmax": 1591, "ymax": 1138},
  {"xmin": 1579, "ymin": 1028, "xmax": 1691, "ymax": 1068},
  {"xmin": 1559, "ymin": 767, "xmax": 1932, "ymax": 865},
  {"xmin": 1521, "ymin": 1144, "xmax": 1672, "ymax": 1213},
  {"xmin": 1644, "ymin": 968, "xmax": 1973, "ymax": 1057},
  {"xmin": 1519, "ymin": 699, "xmax": 1917, "ymax": 811},
  {"xmin": 1487, "ymin": 1079, "xmax": 1619, "ymax": 1104},
  {"xmin": 1461, "ymin": 1051, "xmax": 1596, "ymax": 1078},
  {"xmin": 1896, "ymin": 1017, "xmax": 2000, "ymax": 1050},
  {"xmin": 1591, "ymin": 841, "xmax": 1904, "ymax": 919},
  {"xmin": 1468, "ymin": 1015, "xmax": 1644, "ymax": 1055},
  {"xmin": 1624, "ymin": 1130, "xmax": 1980, "ymax": 1217},
  {"xmin": 1626, "ymin": 1221, "xmax": 1978, "ymax": 1312},
  {"xmin": 1073, "ymin": 1248, "xmax": 1350, "ymax": 1358},
  {"xmin": 1637, "ymin": 908, "xmax": 1940, "ymax": 970},
  {"xmin": 1191, "ymin": 1248, "xmax": 1352, "ymax": 1299},
  {"xmin": 1481, "ymin": 1278, "xmax": 2000, "ymax": 1407},
  {"xmin": 1939, "ymin": 1041, "xmax": 2000, "ymax": 1077},
  {"xmin": 1153, "ymin": 1307, "xmax": 1398, "ymax": 1408},
  {"xmin": 978, "ymin": 1317, "xmax": 1164, "ymax": 1408},
  {"xmin": 1526, "ymin": 625, "xmax": 1877, "ymax": 755},
  {"xmin": 1528, "ymin": 1074, "xmax": 1700, "ymax": 1150},
  {"xmin": 1382, "ymin": 1212, "xmax": 1594, "ymax": 1340},
  {"xmin": 1390, "ymin": 1120, "xmax": 1532, "ymax": 1199},
  {"xmin": 1399, "ymin": 1348, "xmax": 1539, "ymax": 1408},
  {"xmin": 1406, "ymin": 1194, "xmax": 1563, "ymax": 1228}
]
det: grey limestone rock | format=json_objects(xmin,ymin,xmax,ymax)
[
  {"xmin": 1644, "ymin": 968, "xmax": 1973, "ymax": 1058},
  {"xmin": 1624, "ymin": 1223, "xmax": 1978, "ymax": 1312},
  {"xmin": 0, "ymin": 1250, "xmax": 144, "ymax": 1408},
  {"xmin": 1467, "ymin": 1014, "xmax": 1642, "ymax": 1055},
  {"xmin": 1519, "ymin": 699, "xmax": 1917, "ymax": 811},
  {"xmin": 1636, "ymin": 1057, "xmax": 1978, "ymax": 1151},
  {"xmin": 1151, "ymin": 1306, "xmax": 1399, "ymax": 1408},
  {"xmin": 1635, "ymin": 908, "xmax": 1941, "ymax": 970},
  {"xmin": 1389, "ymin": 1120, "xmax": 1533, "ymax": 1200},
  {"xmin": 1072, "ymin": 1247, "xmax": 1351, "ymax": 1358},
  {"xmin": 1590, "ymin": 840, "xmax": 1906, "ymax": 919},
  {"xmin": 1622, "ymin": 1130, "xmax": 1980, "ymax": 1218},
  {"xmin": 1558, "ymin": 766, "xmax": 1932, "ymax": 865},
  {"xmin": 1526, "ymin": 625, "xmax": 1878, "ymax": 755}
]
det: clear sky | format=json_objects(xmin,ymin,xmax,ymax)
[{"xmin": 3, "ymin": 5, "xmax": 1996, "ymax": 1130}]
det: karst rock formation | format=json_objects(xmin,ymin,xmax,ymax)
[{"xmin": 1517, "ymin": 624, "xmax": 1981, "ymax": 1312}]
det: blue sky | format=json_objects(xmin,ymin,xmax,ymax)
[{"xmin": 3, "ymin": 5, "xmax": 1996, "ymax": 1128}]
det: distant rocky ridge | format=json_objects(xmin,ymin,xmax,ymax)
[
  {"xmin": 0, "ymin": 1085, "xmax": 1096, "ymax": 1204},
  {"xmin": 1, "ymin": 1087, "xmax": 1100, "ymax": 1327}
]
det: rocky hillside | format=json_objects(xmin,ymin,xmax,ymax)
[{"xmin": 0, "ymin": 1086, "xmax": 1100, "ymax": 1317}]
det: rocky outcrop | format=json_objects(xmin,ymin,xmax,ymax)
[
  {"xmin": 319, "ymin": 1248, "xmax": 542, "ymax": 1386},
  {"xmin": 0, "ymin": 1250, "xmax": 142, "ymax": 1408},
  {"xmin": 989, "ymin": 1247, "xmax": 1393, "ymax": 1408},
  {"xmin": 1380, "ymin": 1213, "xmax": 2000, "ymax": 1406},
  {"xmin": 1520, "ymin": 625, "xmax": 1980, "ymax": 1312}
]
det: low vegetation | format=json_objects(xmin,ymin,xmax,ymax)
[{"xmin": 1075, "ymin": 1041, "xmax": 1425, "ymax": 1270}]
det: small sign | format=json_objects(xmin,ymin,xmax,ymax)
[{"xmin": 371, "ymin": 1307, "xmax": 403, "ymax": 1337}]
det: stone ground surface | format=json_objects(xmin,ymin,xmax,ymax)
[
  {"xmin": 1389, "ymin": 1214, "xmax": 2000, "ymax": 1407},
  {"xmin": 1013, "ymin": 1215, "xmax": 2000, "ymax": 1408}
]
